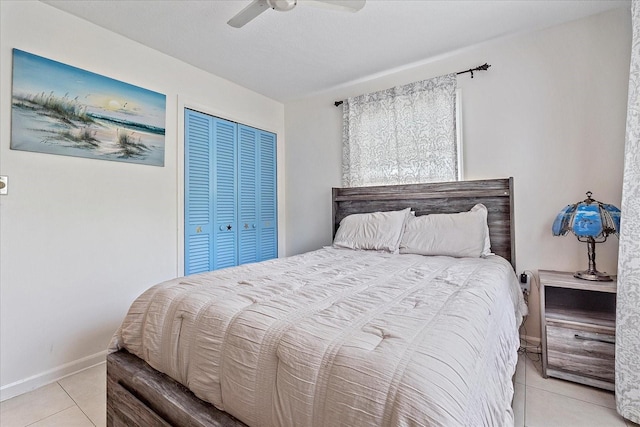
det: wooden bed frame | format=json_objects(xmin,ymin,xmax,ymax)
[
  {"xmin": 332, "ymin": 177, "xmax": 515, "ymax": 268},
  {"xmin": 107, "ymin": 177, "xmax": 515, "ymax": 426}
]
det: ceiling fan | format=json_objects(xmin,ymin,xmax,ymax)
[{"xmin": 227, "ymin": 0, "xmax": 366, "ymax": 28}]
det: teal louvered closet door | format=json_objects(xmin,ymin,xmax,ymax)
[
  {"xmin": 185, "ymin": 109, "xmax": 277, "ymax": 275},
  {"xmin": 184, "ymin": 110, "xmax": 214, "ymax": 275},
  {"xmin": 238, "ymin": 125, "xmax": 259, "ymax": 265},
  {"xmin": 238, "ymin": 125, "xmax": 278, "ymax": 264},
  {"xmin": 212, "ymin": 118, "xmax": 238, "ymax": 270},
  {"xmin": 258, "ymin": 130, "xmax": 277, "ymax": 260}
]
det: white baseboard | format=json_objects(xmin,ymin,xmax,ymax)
[{"xmin": 0, "ymin": 350, "xmax": 107, "ymax": 402}]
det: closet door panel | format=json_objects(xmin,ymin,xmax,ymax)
[
  {"xmin": 238, "ymin": 125, "xmax": 258, "ymax": 265},
  {"xmin": 258, "ymin": 131, "xmax": 277, "ymax": 261},
  {"xmin": 212, "ymin": 118, "xmax": 238, "ymax": 270},
  {"xmin": 185, "ymin": 110, "xmax": 214, "ymax": 275}
]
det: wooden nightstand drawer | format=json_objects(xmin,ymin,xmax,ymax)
[
  {"xmin": 539, "ymin": 270, "xmax": 617, "ymax": 390},
  {"xmin": 546, "ymin": 323, "xmax": 615, "ymax": 383}
]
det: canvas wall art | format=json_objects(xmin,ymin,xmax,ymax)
[{"xmin": 11, "ymin": 49, "xmax": 166, "ymax": 166}]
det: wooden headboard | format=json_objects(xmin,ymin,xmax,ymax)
[{"xmin": 332, "ymin": 178, "xmax": 515, "ymax": 269}]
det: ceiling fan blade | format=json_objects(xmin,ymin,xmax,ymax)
[
  {"xmin": 302, "ymin": 0, "xmax": 365, "ymax": 12},
  {"xmin": 227, "ymin": 0, "xmax": 270, "ymax": 28}
]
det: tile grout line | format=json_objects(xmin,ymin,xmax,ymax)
[
  {"xmin": 56, "ymin": 380, "xmax": 97, "ymax": 427},
  {"xmin": 19, "ymin": 382, "xmax": 76, "ymax": 427},
  {"xmin": 23, "ymin": 405, "xmax": 76, "ymax": 427},
  {"xmin": 524, "ymin": 383, "xmax": 618, "ymax": 410},
  {"xmin": 523, "ymin": 351, "xmax": 618, "ymax": 412},
  {"xmin": 24, "ymin": 409, "xmax": 75, "ymax": 427}
]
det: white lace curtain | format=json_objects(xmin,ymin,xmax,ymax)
[
  {"xmin": 616, "ymin": 0, "xmax": 640, "ymax": 423},
  {"xmin": 342, "ymin": 74, "xmax": 458, "ymax": 187}
]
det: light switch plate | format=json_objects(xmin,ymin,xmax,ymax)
[{"xmin": 0, "ymin": 176, "xmax": 7, "ymax": 195}]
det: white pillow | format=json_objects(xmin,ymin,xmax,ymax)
[
  {"xmin": 481, "ymin": 208, "xmax": 492, "ymax": 256},
  {"xmin": 333, "ymin": 208, "xmax": 411, "ymax": 253},
  {"xmin": 399, "ymin": 204, "xmax": 490, "ymax": 258}
]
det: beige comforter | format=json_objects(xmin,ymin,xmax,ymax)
[{"xmin": 110, "ymin": 247, "xmax": 527, "ymax": 427}]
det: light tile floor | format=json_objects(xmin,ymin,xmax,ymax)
[
  {"xmin": 1, "ymin": 364, "xmax": 105, "ymax": 427},
  {"xmin": 513, "ymin": 351, "xmax": 637, "ymax": 427},
  {"xmin": 0, "ymin": 354, "xmax": 637, "ymax": 426}
]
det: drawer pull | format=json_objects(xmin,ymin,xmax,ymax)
[{"xmin": 574, "ymin": 333, "xmax": 615, "ymax": 344}]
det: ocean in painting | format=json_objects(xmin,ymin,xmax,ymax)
[{"xmin": 10, "ymin": 49, "xmax": 166, "ymax": 166}]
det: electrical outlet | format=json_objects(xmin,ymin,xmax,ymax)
[{"xmin": 519, "ymin": 272, "xmax": 531, "ymax": 294}]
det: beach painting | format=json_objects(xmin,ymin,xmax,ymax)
[{"xmin": 11, "ymin": 49, "xmax": 166, "ymax": 166}]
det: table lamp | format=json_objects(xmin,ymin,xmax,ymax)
[{"xmin": 552, "ymin": 191, "xmax": 621, "ymax": 281}]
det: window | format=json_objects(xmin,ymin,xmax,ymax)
[{"xmin": 342, "ymin": 74, "xmax": 460, "ymax": 187}]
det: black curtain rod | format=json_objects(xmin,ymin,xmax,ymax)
[
  {"xmin": 456, "ymin": 62, "xmax": 491, "ymax": 78},
  {"xmin": 334, "ymin": 63, "xmax": 491, "ymax": 107}
]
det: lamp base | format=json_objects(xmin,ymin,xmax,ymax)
[{"xmin": 574, "ymin": 270, "xmax": 613, "ymax": 282}]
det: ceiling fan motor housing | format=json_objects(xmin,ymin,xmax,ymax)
[{"xmin": 267, "ymin": 0, "xmax": 297, "ymax": 11}]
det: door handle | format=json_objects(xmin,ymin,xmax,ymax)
[{"xmin": 574, "ymin": 333, "xmax": 615, "ymax": 345}]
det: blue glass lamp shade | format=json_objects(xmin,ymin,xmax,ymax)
[{"xmin": 552, "ymin": 192, "xmax": 621, "ymax": 281}]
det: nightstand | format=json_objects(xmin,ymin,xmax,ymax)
[{"xmin": 539, "ymin": 270, "xmax": 616, "ymax": 391}]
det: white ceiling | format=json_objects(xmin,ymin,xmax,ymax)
[{"xmin": 42, "ymin": 0, "xmax": 630, "ymax": 102}]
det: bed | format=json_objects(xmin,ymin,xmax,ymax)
[{"xmin": 107, "ymin": 177, "xmax": 526, "ymax": 427}]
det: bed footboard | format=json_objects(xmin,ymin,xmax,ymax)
[{"xmin": 107, "ymin": 350, "xmax": 246, "ymax": 427}]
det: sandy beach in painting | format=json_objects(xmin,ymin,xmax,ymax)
[{"xmin": 11, "ymin": 94, "xmax": 165, "ymax": 166}]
